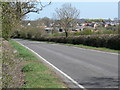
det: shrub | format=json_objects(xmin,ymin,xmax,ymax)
[
  {"xmin": 21, "ymin": 64, "xmax": 34, "ymax": 72},
  {"xmin": 46, "ymin": 34, "xmax": 120, "ymax": 50},
  {"xmin": 12, "ymin": 26, "xmax": 120, "ymax": 50},
  {"xmin": 80, "ymin": 29, "xmax": 93, "ymax": 35},
  {"xmin": 106, "ymin": 35, "xmax": 120, "ymax": 50}
]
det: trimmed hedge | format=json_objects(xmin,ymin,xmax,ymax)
[
  {"xmin": 46, "ymin": 35, "xmax": 120, "ymax": 50},
  {"xmin": 13, "ymin": 30, "xmax": 120, "ymax": 50}
]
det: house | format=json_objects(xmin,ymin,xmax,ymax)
[
  {"xmin": 44, "ymin": 27, "xmax": 53, "ymax": 31},
  {"xmin": 72, "ymin": 26, "xmax": 85, "ymax": 31}
]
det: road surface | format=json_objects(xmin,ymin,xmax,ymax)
[{"xmin": 14, "ymin": 39, "xmax": 118, "ymax": 88}]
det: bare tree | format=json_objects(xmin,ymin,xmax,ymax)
[
  {"xmin": 54, "ymin": 3, "xmax": 80, "ymax": 37},
  {"xmin": 11, "ymin": 2, "xmax": 51, "ymax": 20}
]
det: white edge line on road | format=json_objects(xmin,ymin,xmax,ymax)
[{"xmin": 15, "ymin": 40, "xmax": 87, "ymax": 90}]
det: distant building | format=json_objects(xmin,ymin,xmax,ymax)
[{"xmin": 44, "ymin": 27, "xmax": 53, "ymax": 33}]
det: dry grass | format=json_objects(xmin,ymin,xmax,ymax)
[{"xmin": 2, "ymin": 39, "xmax": 24, "ymax": 88}]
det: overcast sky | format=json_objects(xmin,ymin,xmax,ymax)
[{"xmin": 24, "ymin": 1, "xmax": 118, "ymax": 20}]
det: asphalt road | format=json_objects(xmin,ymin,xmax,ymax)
[{"xmin": 15, "ymin": 39, "xmax": 118, "ymax": 88}]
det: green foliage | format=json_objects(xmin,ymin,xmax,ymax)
[
  {"xmin": 1, "ymin": 2, "xmax": 23, "ymax": 40},
  {"xmin": 50, "ymin": 26, "xmax": 118, "ymax": 37},
  {"xmin": 21, "ymin": 64, "xmax": 35, "ymax": 72},
  {"xmin": 13, "ymin": 26, "xmax": 47, "ymax": 40},
  {"xmin": 22, "ymin": 63, "xmax": 48, "ymax": 73},
  {"xmin": 1, "ymin": 2, "xmax": 51, "ymax": 40},
  {"xmin": 106, "ymin": 35, "xmax": 120, "ymax": 50},
  {"xmin": 2, "ymin": 2, "xmax": 13, "ymax": 40},
  {"xmin": 22, "ymin": 62, "xmax": 66, "ymax": 88},
  {"xmin": 12, "ymin": 19, "xmax": 119, "ymax": 50},
  {"xmin": 13, "ymin": 25, "xmax": 119, "ymax": 50},
  {"xmin": 10, "ymin": 40, "xmax": 67, "ymax": 88},
  {"xmin": 52, "ymin": 32, "xmax": 66, "ymax": 37},
  {"xmin": 80, "ymin": 29, "xmax": 93, "ymax": 35},
  {"xmin": 2, "ymin": 19, "xmax": 12, "ymax": 40},
  {"xmin": 21, "ymin": 62, "xmax": 48, "ymax": 72},
  {"xmin": 10, "ymin": 40, "xmax": 37, "ymax": 61},
  {"xmin": 20, "ymin": 34, "xmax": 119, "ymax": 50}
]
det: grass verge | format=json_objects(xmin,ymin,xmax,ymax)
[
  {"xmin": 10, "ymin": 40, "xmax": 67, "ymax": 88},
  {"xmin": 21, "ymin": 38, "xmax": 119, "ymax": 53},
  {"xmin": 38, "ymin": 41, "xmax": 119, "ymax": 53},
  {"xmin": 65, "ymin": 44, "xmax": 119, "ymax": 53},
  {"xmin": 25, "ymin": 39, "xmax": 120, "ymax": 53}
]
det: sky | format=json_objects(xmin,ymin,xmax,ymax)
[{"xmin": 24, "ymin": 1, "xmax": 119, "ymax": 20}]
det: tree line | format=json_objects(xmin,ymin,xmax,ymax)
[
  {"xmin": 1, "ymin": 1, "xmax": 51, "ymax": 40},
  {"xmin": 1, "ymin": 2, "xmax": 81, "ymax": 39}
]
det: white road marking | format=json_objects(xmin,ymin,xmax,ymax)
[{"xmin": 15, "ymin": 40, "xmax": 87, "ymax": 90}]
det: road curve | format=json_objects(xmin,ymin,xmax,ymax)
[{"xmin": 14, "ymin": 39, "xmax": 118, "ymax": 88}]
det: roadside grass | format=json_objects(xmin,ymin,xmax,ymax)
[
  {"xmin": 66, "ymin": 44, "xmax": 119, "ymax": 53},
  {"xmin": 40, "ymin": 41, "xmax": 119, "ymax": 53},
  {"xmin": 20, "ymin": 38, "xmax": 119, "ymax": 53},
  {"xmin": 10, "ymin": 40, "xmax": 37, "ymax": 61},
  {"xmin": 10, "ymin": 40, "xmax": 67, "ymax": 88}
]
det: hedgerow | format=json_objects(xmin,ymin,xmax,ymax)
[{"xmin": 13, "ymin": 27, "xmax": 120, "ymax": 50}]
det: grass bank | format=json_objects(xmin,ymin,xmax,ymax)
[{"xmin": 10, "ymin": 40, "xmax": 67, "ymax": 88}]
